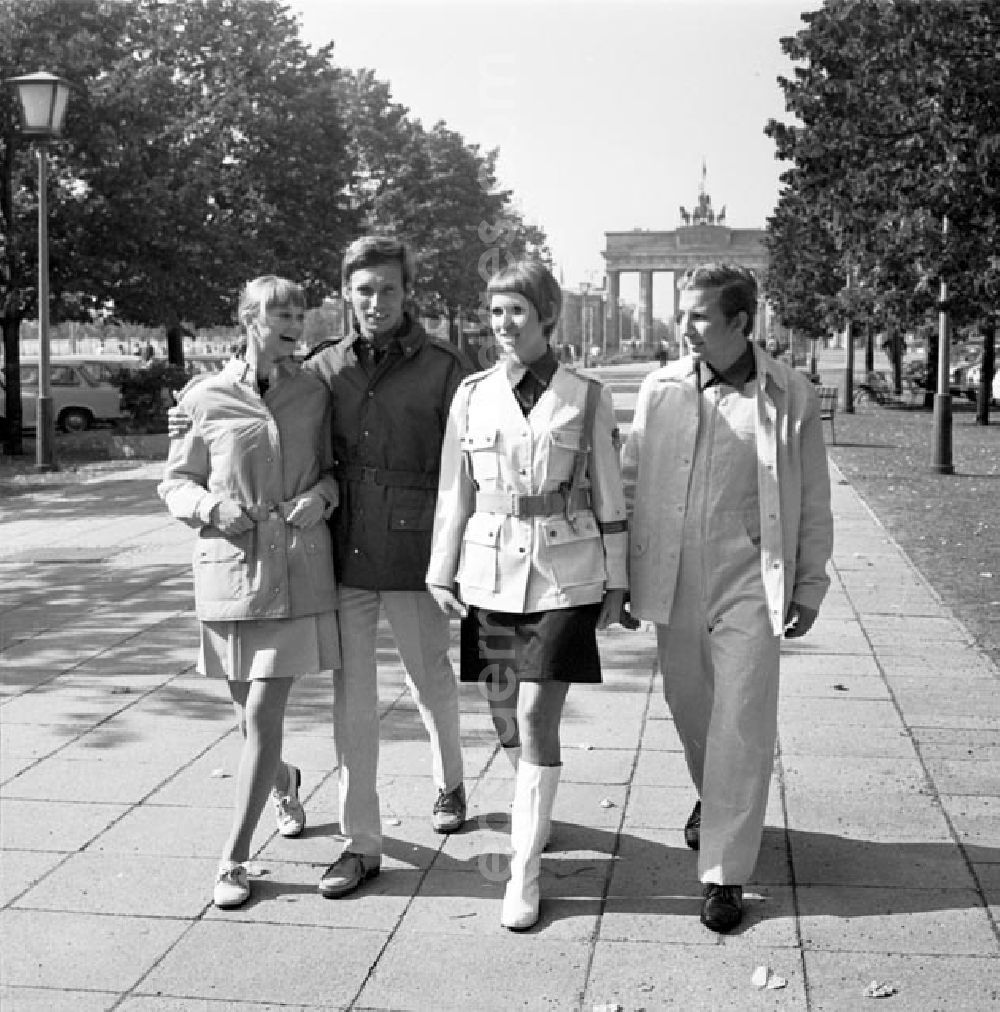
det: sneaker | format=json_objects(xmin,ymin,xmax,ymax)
[
  {"xmin": 684, "ymin": 799, "xmax": 701, "ymax": 851},
  {"xmin": 271, "ymin": 762, "xmax": 305, "ymax": 837},
  {"xmin": 432, "ymin": 783, "xmax": 467, "ymax": 834},
  {"xmin": 213, "ymin": 861, "xmax": 250, "ymax": 908},
  {"xmin": 318, "ymin": 851, "xmax": 381, "ymax": 899},
  {"xmin": 700, "ymin": 883, "xmax": 743, "ymax": 933}
]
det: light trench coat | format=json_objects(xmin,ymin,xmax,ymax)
[
  {"xmin": 427, "ymin": 363, "xmax": 628, "ymax": 613},
  {"xmin": 158, "ymin": 359, "xmax": 340, "ymax": 622},
  {"xmin": 622, "ymin": 346, "xmax": 833, "ymax": 635}
]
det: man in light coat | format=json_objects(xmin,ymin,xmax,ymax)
[{"xmin": 622, "ymin": 263, "xmax": 833, "ymax": 932}]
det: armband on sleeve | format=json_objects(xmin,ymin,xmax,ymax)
[{"xmin": 599, "ymin": 519, "xmax": 628, "ymax": 535}]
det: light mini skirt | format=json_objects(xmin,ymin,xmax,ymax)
[{"xmin": 198, "ymin": 610, "xmax": 341, "ymax": 681}]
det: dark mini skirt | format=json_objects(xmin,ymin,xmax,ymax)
[{"xmin": 460, "ymin": 602, "xmax": 603, "ymax": 685}]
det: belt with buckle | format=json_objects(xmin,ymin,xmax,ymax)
[{"xmin": 475, "ymin": 488, "xmax": 591, "ymax": 518}]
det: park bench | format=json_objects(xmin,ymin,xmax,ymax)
[
  {"xmin": 854, "ymin": 370, "xmax": 923, "ymax": 407},
  {"xmin": 817, "ymin": 385, "xmax": 838, "ymax": 443}
]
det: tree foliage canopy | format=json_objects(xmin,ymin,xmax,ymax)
[
  {"xmin": 1, "ymin": 0, "xmax": 548, "ymax": 339},
  {"xmin": 765, "ymin": 0, "xmax": 1000, "ymax": 337}
]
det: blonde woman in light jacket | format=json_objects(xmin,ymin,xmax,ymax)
[
  {"xmin": 427, "ymin": 260, "xmax": 629, "ymax": 930},
  {"xmin": 159, "ymin": 276, "xmax": 340, "ymax": 910}
]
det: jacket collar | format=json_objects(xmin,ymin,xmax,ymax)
[{"xmin": 658, "ymin": 346, "xmax": 789, "ymax": 397}]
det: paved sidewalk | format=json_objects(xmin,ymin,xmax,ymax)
[{"xmin": 1, "ymin": 454, "xmax": 998, "ymax": 1011}]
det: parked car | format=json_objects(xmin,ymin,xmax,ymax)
[
  {"xmin": 0, "ymin": 355, "xmax": 143, "ymax": 432},
  {"xmin": 964, "ymin": 360, "xmax": 999, "ymax": 406}
]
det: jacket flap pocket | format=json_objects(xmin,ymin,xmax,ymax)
[
  {"xmin": 461, "ymin": 429, "xmax": 499, "ymax": 451},
  {"xmin": 540, "ymin": 514, "xmax": 599, "ymax": 546},
  {"xmin": 389, "ymin": 505, "xmax": 435, "ymax": 532},
  {"xmin": 195, "ymin": 537, "xmax": 246, "ymax": 562},
  {"xmin": 464, "ymin": 511, "xmax": 502, "ymax": 546}
]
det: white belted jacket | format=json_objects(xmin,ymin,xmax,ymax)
[{"xmin": 427, "ymin": 363, "xmax": 628, "ymax": 613}]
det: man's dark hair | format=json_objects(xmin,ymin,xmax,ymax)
[{"xmin": 341, "ymin": 235, "xmax": 415, "ymax": 291}]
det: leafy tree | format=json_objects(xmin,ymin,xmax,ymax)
[
  {"xmin": 335, "ymin": 68, "xmax": 549, "ymax": 339},
  {"xmin": 765, "ymin": 0, "xmax": 1000, "ymax": 408},
  {"xmin": 2, "ymin": 0, "xmax": 356, "ymax": 367}
]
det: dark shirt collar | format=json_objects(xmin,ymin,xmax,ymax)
[
  {"xmin": 701, "ymin": 342, "xmax": 756, "ymax": 390},
  {"xmin": 506, "ymin": 345, "xmax": 558, "ymax": 389}
]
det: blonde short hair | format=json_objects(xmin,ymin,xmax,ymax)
[{"xmin": 238, "ymin": 275, "xmax": 305, "ymax": 329}]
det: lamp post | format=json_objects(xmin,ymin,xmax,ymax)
[
  {"xmin": 931, "ymin": 215, "xmax": 953, "ymax": 473},
  {"xmin": 579, "ymin": 282, "xmax": 590, "ymax": 369},
  {"xmin": 4, "ymin": 71, "xmax": 72, "ymax": 471}
]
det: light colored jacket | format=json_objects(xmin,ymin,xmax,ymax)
[
  {"xmin": 622, "ymin": 346, "xmax": 833, "ymax": 635},
  {"xmin": 158, "ymin": 359, "xmax": 339, "ymax": 622},
  {"xmin": 427, "ymin": 363, "xmax": 628, "ymax": 613}
]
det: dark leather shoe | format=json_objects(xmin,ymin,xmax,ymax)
[
  {"xmin": 318, "ymin": 851, "xmax": 381, "ymax": 899},
  {"xmin": 700, "ymin": 883, "xmax": 743, "ymax": 932},
  {"xmin": 684, "ymin": 800, "xmax": 701, "ymax": 850}
]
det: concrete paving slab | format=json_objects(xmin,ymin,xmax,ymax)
[
  {"xmin": 88, "ymin": 803, "xmax": 272, "ymax": 858},
  {"xmin": 0, "ymin": 721, "xmax": 93, "ymax": 761},
  {"xmin": 398, "ymin": 864, "xmax": 602, "ymax": 940},
  {"xmin": 56, "ymin": 722, "xmax": 229, "ymax": 765},
  {"xmin": 798, "ymin": 885, "xmax": 999, "ymax": 955},
  {"xmin": 924, "ymin": 758, "xmax": 1000, "ymax": 795},
  {"xmin": 781, "ymin": 755, "xmax": 929, "ymax": 794},
  {"xmin": 357, "ymin": 929, "xmax": 591, "ymax": 1011},
  {"xmin": 12, "ymin": 852, "xmax": 218, "ymax": 918},
  {"xmin": 789, "ymin": 833, "xmax": 979, "ymax": 889},
  {"xmin": 631, "ymin": 748, "xmax": 696, "ymax": 787},
  {"xmin": 779, "ymin": 673, "xmax": 891, "ymax": 700},
  {"xmin": 639, "ymin": 714, "xmax": 684, "ymax": 751},
  {"xmin": 0, "ymin": 798, "xmax": 128, "ymax": 851},
  {"xmin": 914, "ymin": 727, "xmax": 1000, "ymax": 762},
  {"xmin": 0, "ymin": 985, "xmax": 120, "ymax": 1011},
  {"xmin": 782, "ymin": 789, "xmax": 952, "ymax": 841},
  {"xmin": 558, "ymin": 746, "xmax": 636, "ymax": 784},
  {"xmin": 2, "ymin": 757, "xmax": 179, "ymax": 804},
  {"xmin": 586, "ymin": 939, "xmax": 809, "ymax": 1011},
  {"xmin": 138, "ymin": 921, "xmax": 388, "ymax": 1007},
  {"xmin": 940, "ymin": 795, "xmax": 1000, "ymax": 863},
  {"xmin": 803, "ymin": 950, "xmax": 1000, "ymax": 1011},
  {"xmin": 0, "ymin": 908, "xmax": 189, "ymax": 991},
  {"xmin": 0, "ymin": 849, "xmax": 67, "ymax": 906},
  {"xmin": 777, "ymin": 697, "xmax": 903, "ymax": 726}
]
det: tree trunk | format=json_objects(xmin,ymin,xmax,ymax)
[
  {"xmin": 865, "ymin": 324, "xmax": 875, "ymax": 374},
  {"xmin": 976, "ymin": 322, "xmax": 995, "ymax": 426},
  {"xmin": 2, "ymin": 309, "xmax": 24, "ymax": 457},
  {"xmin": 165, "ymin": 325, "xmax": 184, "ymax": 367}
]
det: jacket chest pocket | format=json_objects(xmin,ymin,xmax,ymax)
[
  {"xmin": 194, "ymin": 533, "xmax": 253, "ymax": 601},
  {"xmin": 461, "ymin": 428, "xmax": 503, "ymax": 487},
  {"xmin": 545, "ymin": 426, "xmax": 585, "ymax": 483},
  {"xmin": 540, "ymin": 514, "xmax": 604, "ymax": 588},
  {"xmin": 458, "ymin": 512, "xmax": 501, "ymax": 592}
]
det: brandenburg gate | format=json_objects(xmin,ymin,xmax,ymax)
[{"xmin": 602, "ymin": 176, "xmax": 768, "ymax": 351}]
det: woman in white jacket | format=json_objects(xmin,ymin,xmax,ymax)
[
  {"xmin": 159, "ymin": 276, "xmax": 339, "ymax": 909},
  {"xmin": 427, "ymin": 260, "xmax": 629, "ymax": 930}
]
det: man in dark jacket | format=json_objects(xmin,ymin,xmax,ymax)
[{"xmin": 307, "ymin": 236, "xmax": 472, "ymax": 899}]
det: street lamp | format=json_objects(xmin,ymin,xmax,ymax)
[
  {"xmin": 932, "ymin": 215, "xmax": 953, "ymax": 474},
  {"xmin": 5, "ymin": 71, "xmax": 73, "ymax": 471}
]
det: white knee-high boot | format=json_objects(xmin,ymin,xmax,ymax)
[{"xmin": 501, "ymin": 761, "xmax": 560, "ymax": 930}]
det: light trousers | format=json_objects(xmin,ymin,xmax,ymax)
[
  {"xmin": 656, "ymin": 520, "xmax": 781, "ymax": 885},
  {"xmin": 333, "ymin": 586, "xmax": 463, "ymax": 856}
]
